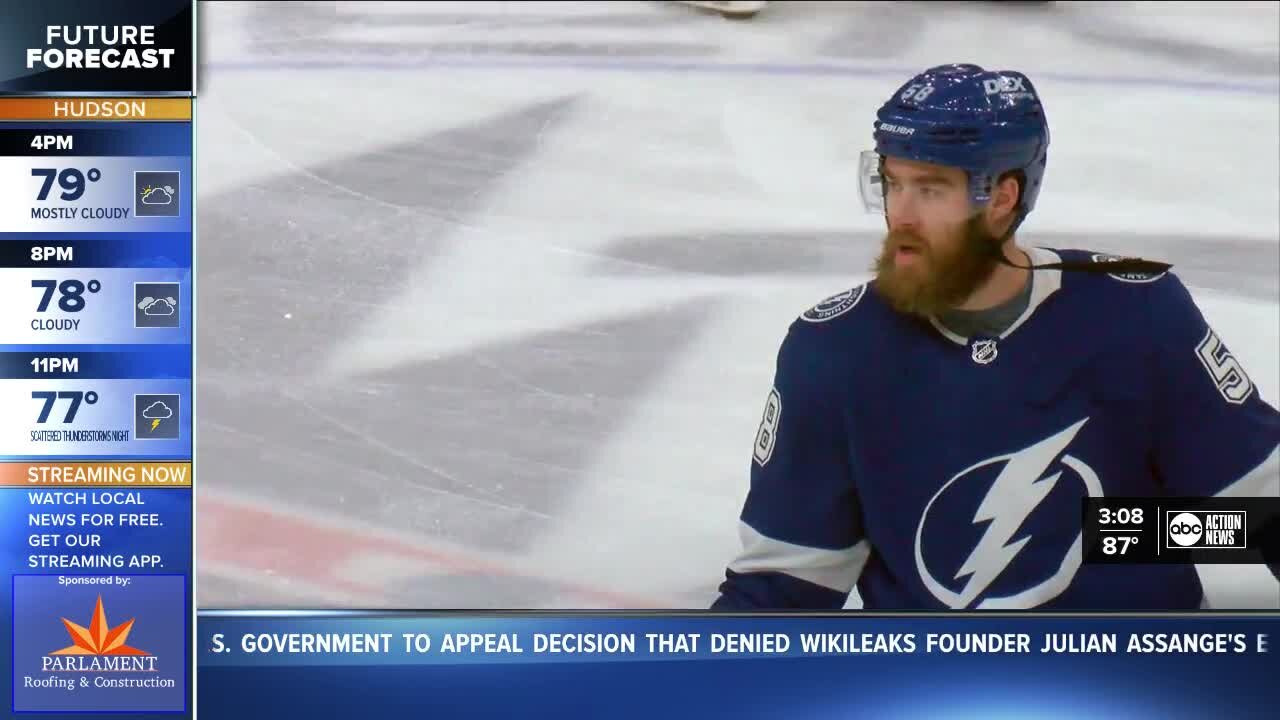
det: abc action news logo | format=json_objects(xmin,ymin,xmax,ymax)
[{"xmin": 1167, "ymin": 511, "xmax": 1247, "ymax": 550}]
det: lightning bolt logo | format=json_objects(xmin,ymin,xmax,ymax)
[
  {"xmin": 915, "ymin": 418, "xmax": 1096, "ymax": 609},
  {"xmin": 953, "ymin": 419, "xmax": 1088, "ymax": 607},
  {"xmin": 150, "ymin": 418, "xmax": 162, "ymax": 432}
]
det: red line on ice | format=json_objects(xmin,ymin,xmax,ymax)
[{"xmin": 197, "ymin": 491, "xmax": 663, "ymax": 609}]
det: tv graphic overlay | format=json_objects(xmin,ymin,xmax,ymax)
[
  {"xmin": 12, "ymin": 575, "xmax": 186, "ymax": 712},
  {"xmin": 1167, "ymin": 511, "xmax": 1248, "ymax": 550},
  {"xmin": 0, "ymin": 1, "xmax": 193, "ymax": 96},
  {"xmin": 135, "ymin": 282, "xmax": 181, "ymax": 329},
  {"xmin": 133, "ymin": 171, "xmax": 180, "ymax": 218},
  {"xmin": 0, "ymin": 1, "xmax": 195, "ymax": 715},
  {"xmin": 1084, "ymin": 497, "xmax": 1280, "ymax": 566},
  {"xmin": 195, "ymin": 613, "xmax": 1280, "ymax": 719},
  {"xmin": 134, "ymin": 394, "xmax": 181, "ymax": 440}
]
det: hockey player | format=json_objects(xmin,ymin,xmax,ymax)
[{"xmin": 713, "ymin": 64, "xmax": 1280, "ymax": 610}]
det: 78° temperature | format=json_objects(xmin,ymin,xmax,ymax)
[{"xmin": 33, "ymin": 279, "xmax": 100, "ymax": 313}]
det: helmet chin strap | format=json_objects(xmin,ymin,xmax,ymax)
[{"xmin": 984, "ymin": 211, "xmax": 1173, "ymax": 276}]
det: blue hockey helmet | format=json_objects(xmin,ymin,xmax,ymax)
[{"xmin": 858, "ymin": 64, "xmax": 1050, "ymax": 233}]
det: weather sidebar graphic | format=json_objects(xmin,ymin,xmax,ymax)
[{"xmin": 0, "ymin": 3, "xmax": 197, "ymax": 716}]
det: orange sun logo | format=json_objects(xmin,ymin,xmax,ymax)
[{"xmin": 51, "ymin": 595, "xmax": 149, "ymax": 656}]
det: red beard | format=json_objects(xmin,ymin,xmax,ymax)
[{"xmin": 873, "ymin": 215, "xmax": 1002, "ymax": 317}]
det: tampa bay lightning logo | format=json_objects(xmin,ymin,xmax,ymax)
[
  {"xmin": 913, "ymin": 418, "xmax": 1104, "ymax": 609},
  {"xmin": 1092, "ymin": 253, "xmax": 1167, "ymax": 283},
  {"xmin": 801, "ymin": 285, "xmax": 865, "ymax": 323}
]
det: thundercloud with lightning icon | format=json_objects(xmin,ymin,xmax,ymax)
[{"xmin": 134, "ymin": 394, "xmax": 180, "ymax": 440}]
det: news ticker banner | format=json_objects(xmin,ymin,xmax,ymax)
[
  {"xmin": 192, "ymin": 613, "xmax": 1279, "ymax": 719},
  {"xmin": 1, "ymin": 1, "xmax": 195, "ymax": 716}
]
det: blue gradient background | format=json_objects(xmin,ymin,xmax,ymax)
[
  {"xmin": 0, "ymin": 24, "xmax": 193, "ymax": 715},
  {"xmin": 0, "ymin": 156, "xmax": 192, "ymax": 234},
  {"xmin": 0, "ymin": 489, "xmax": 191, "ymax": 718},
  {"xmin": 195, "ymin": 614, "xmax": 1280, "ymax": 719},
  {"xmin": 0, "ymin": 267, "xmax": 191, "ymax": 345},
  {"xmin": 0, "ymin": 124, "xmax": 192, "ymax": 157},
  {"xmin": 0, "ymin": 346, "xmax": 189, "ymax": 379},
  {"xmin": 0, "ymin": 233, "xmax": 192, "ymax": 269},
  {"xmin": 0, "ymin": 120, "xmax": 191, "ymax": 236},
  {"xmin": 0, "ymin": 378, "xmax": 191, "ymax": 457},
  {"xmin": 11, "ymin": 574, "xmax": 187, "ymax": 713},
  {"xmin": 0, "ymin": 488, "xmax": 192, "ymax": 577}
]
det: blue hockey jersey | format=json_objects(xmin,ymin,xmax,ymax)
[{"xmin": 714, "ymin": 247, "xmax": 1280, "ymax": 610}]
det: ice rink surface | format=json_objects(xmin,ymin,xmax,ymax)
[{"xmin": 193, "ymin": 1, "xmax": 1280, "ymax": 609}]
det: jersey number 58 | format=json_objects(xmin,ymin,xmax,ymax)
[{"xmin": 754, "ymin": 389, "xmax": 782, "ymax": 466}]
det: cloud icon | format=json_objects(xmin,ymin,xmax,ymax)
[
  {"xmin": 142, "ymin": 402, "xmax": 173, "ymax": 419},
  {"xmin": 141, "ymin": 187, "xmax": 173, "ymax": 205},
  {"xmin": 143, "ymin": 298, "xmax": 176, "ymax": 316}
]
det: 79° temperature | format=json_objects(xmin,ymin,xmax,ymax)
[{"xmin": 32, "ymin": 168, "xmax": 101, "ymax": 202}]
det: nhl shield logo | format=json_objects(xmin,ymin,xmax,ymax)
[{"xmin": 971, "ymin": 339, "xmax": 998, "ymax": 365}]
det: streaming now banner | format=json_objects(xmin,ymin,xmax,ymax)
[{"xmin": 196, "ymin": 612, "xmax": 1280, "ymax": 719}]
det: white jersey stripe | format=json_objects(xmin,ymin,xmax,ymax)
[
  {"xmin": 728, "ymin": 521, "xmax": 870, "ymax": 592},
  {"xmin": 1214, "ymin": 445, "xmax": 1279, "ymax": 499}
]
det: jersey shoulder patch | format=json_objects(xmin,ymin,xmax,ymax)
[
  {"xmin": 800, "ymin": 285, "xmax": 866, "ymax": 323},
  {"xmin": 1090, "ymin": 252, "xmax": 1169, "ymax": 283}
]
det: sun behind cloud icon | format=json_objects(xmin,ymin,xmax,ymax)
[
  {"xmin": 142, "ymin": 402, "xmax": 173, "ymax": 419},
  {"xmin": 141, "ymin": 187, "xmax": 174, "ymax": 205},
  {"xmin": 143, "ymin": 298, "xmax": 176, "ymax": 316},
  {"xmin": 51, "ymin": 595, "xmax": 149, "ymax": 656}
]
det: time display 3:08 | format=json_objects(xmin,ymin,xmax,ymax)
[
  {"xmin": 1097, "ymin": 507, "xmax": 1145, "ymax": 526},
  {"xmin": 1086, "ymin": 501, "xmax": 1154, "ymax": 562}
]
